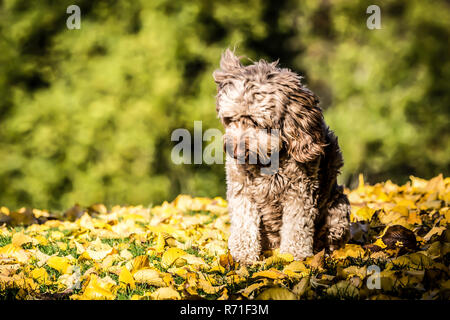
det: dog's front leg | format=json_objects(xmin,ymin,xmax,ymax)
[
  {"xmin": 325, "ymin": 188, "xmax": 351, "ymax": 251},
  {"xmin": 280, "ymin": 191, "xmax": 317, "ymax": 260},
  {"xmin": 227, "ymin": 193, "xmax": 261, "ymax": 265}
]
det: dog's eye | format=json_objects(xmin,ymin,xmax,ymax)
[{"xmin": 223, "ymin": 117, "xmax": 232, "ymax": 125}]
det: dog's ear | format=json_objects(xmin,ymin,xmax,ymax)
[
  {"xmin": 281, "ymin": 85, "xmax": 327, "ymax": 163},
  {"xmin": 213, "ymin": 48, "xmax": 242, "ymax": 84}
]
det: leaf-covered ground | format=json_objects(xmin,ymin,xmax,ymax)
[{"xmin": 0, "ymin": 175, "xmax": 449, "ymax": 300}]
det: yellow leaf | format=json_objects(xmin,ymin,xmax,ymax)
[
  {"xmin": 57, "ymin": 242, "xmax": 68, "ymax": 251},
  {"xmin": 34, "ymin": 235, "xmax": 48, "ymax": 246},
  {"xmin": 76, "ymin": 274, "xmax": 116, "ymax": 300},
  {"xmin": 395, "ymin": 199, "xmax": 416, "ymax": 209},
  {"xmin": 209, "ymin": 264, "xmax": 226, "ymax": 274},
  {"xmin": 239, "ymin": 279, "xmax": 269, "ymax": 298},
  {"xmin": 440, "ymin": 279, "xmax": 450, "ymax": 290},
  {"xmin": 252, "ymin": 269, "xmax": 286, "ymax": 280},
  {"xmin": 161, "ymin": 248, "xmax": 186, "ymax": 268},
  {"xmin": 173, "ymin": 195, "xmax": 193, "ymax": 211},
  {"xmin": 307, "ymin": 249, "xmax": 325, "ymax": 269},
  {"xmin": 219, "ymin": 252, "xmax": 234, "ymax": 269},
  {"xmin": 12, "ymin": 274, "xmax": 39, "ymax": 292},
  {"xmin": 154, "ymin": 233, "xmax": 166, "ymax": 253},
  {"xmin": 291, "ymin": 276, "xmax": 310, "ymax": 297},
  {"xmin": 332, "ymin": 244, "xmax": 365, "ymax": 260},
  {"xmin": 204, "ymin": 240, "xmax": 228, "ymax": 256},
  {"xmin": 172, "ymin": 267, "xmax": 189, "ymax": 278},
  {"xmin": 182, "ymin": 254, "xmax": 207, "ymax": 267},
  {"xmin": 235, "ymin": 265, "xmax": 249, "ymax": 278},
  {"xmin": 119, "ymin": 267, "xmax": 136, "ymax": 289},
  {"xmin": 198, "ymin": 278, "xmax": 223, "ymax": 294},
  {"xmin": 406, "ymin": 211, "xmax": 422, "ymax": 225},
  {"xmin": 85, "ymin": 238, "xmax": 113, "ymax": 260},
  {"xmin": 352, "ymin": 206, "xmax": 376, "ymax": 222},
  {"xmin": 391, "ymin": 205, "xmax": 409, "ymax": 216},
  {"xmin": 191, "ymin": 197, "xmax": 212, "ymax": 211},
  {"xmin": 0, "ymin": 264, "xmax": 20, "ymax": 277},
  {"xmin": 49, "ymin": 231, "xmax": 65, "ymax": 241},
  {"xmin": 283, "ymin": 261, "xmax": 309, "ymax": 276},
  {"xmin": 326, "ymin": 281, "xmax": 359, "ymax": 299},
  {"xmin": 131, "ymin": 255, "xmax": 149, "ymax": 274},
  {"xmin": 73, "ymin": 241, "xmax": 85, "ymax": 254},
  {"xmin": 410, "ymin": 175, "xmax": 429, "ymax": 192},
  {"xmin": 162, "ymin": 274, "xmax": 175, "ymax": 286},
  {"xmin": 30, "ymin": 267, "xmax": 51, "ymax": 285},
  {"xmin": 256, "ymin": 287, "xmax": 297, "ymax": 300},
  {"xmin": 226, "ymin": 274, "xmax": 246, "ymax": 285},
  {"xmin": 277, "ymin": 252, "xmax": 294, "ymax": 263},
  {"xmin": 100, "ymin": 254, "xmax": 118, "ymax": 270},
  {"xmin": 217, "ymin": 287, "xmax": 229, "ymax": 300},
  {"xmin": 424, "ymin": 241, "xmax": 442, "ymax": 259},
  {"xmin": 0, "ymin": 244, "xmax": 29, "ymax": 263},
  {"xmin": 423, "ymin": 226, "xmax": 446, "ymax": 242},
  {"xmin": 339, "ymin": 266, "xmax": 367, "ymax": 279},
  {"xmin": 12, "ymin": 232, "xmax": 35, "ymax": 247},
  {"xmin": 0, "ymin": 244, "xmax": 17, "ymax": 255},
  {"xmin": 122, "ymin": 213, "xmax": 146, "ymax": 221},
  {"xmin": 373, "ymin": 238, "xmax": 387, "ymax": 249},
  {"xmin": 47, "ymin": 256, "xmax": 72, "ymax": 274},
  {"xmin": 133, "ymin": 269, "xmax": 166, "ymax": 287},
  {"xmin": 59, "ymin": 270, "xmax": 81, "ymax": 290},
  {"xmin": 387, "ymin": 253, "xmax": 436, "ymax": 270},
  {"xmin": 263, "ymin": 256, "xmax": 289, "ymax": 268},
  {"xmin": 378, "ymin": 211, "xmax": 408, "ymax": 227},
  {"xmin": 120, "ymin": 249, "xmax": 133, "ymax": 260},
  {"xmin": 151, "ymin": 286, "xmax": 181, "ymax": 300},
  {"xmin": 78, "ymin": 251, "xmax": 92, "ymax": 262}
]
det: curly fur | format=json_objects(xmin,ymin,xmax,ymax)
[{"xmin": 213, "ymin": 49, "xmax": 350, "ymax": 264}]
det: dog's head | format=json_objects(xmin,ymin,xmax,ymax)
[{"xmin": 213, "ymin": 49, "xmax": 326, "ymax": 165}]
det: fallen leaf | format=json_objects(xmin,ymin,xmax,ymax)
[
  {"xmin": 133, "ymin": 269, "xmax": 166, "ymax": 287},
  {"xmin": 332, "ymin": 244, "xmax": 365, "ymax": 260},
  {"xmin": 12, "ymin": 232, "xmax": 35, "ymax": 247},
  {"xmin": 31, "ymin": 268, "xmax": 52, "ymax": 285},
  {"xmin": 47, "ymin": 256, "xmax": 72, "ymax": 274},
  {"xmin": 326, "ymin": 281, "xmax": 359, "ymax": 299},
  {"xmin": 252, "ymin": 269, "xmax": 286, "ymax": 280},
  {"xmin": 423, "ymin": 226, "xmax": 446, "ymax": 242},
  {"xmin": 119, "ymin": 266, "xmax": 136, "ymax": 289},
  {"xmin": 151, "ymin": 286, "xmax": 181, "ymax": 300},
  {"xmin": 256, "ymin": 287, "xmax": 297, "ymax": 300},
  {"xmin": 74, "ymin": 274, "xmax": 116, "ymax": 300},
  {"xmin": 161, "ymin": 248, "xmax": 187, "ymax": 268}
]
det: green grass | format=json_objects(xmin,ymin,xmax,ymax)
[
  {"xmin": 129, "ymin": 241, "xmax": 149, "ymax": 257},
  {"xmin": 43, "ymin": 264, "xmax": 62, "ymax": 281},
  {"xmin": 0, "ymin": 235, "xmax": 11, "ymax": 247},
  {"xmin": 116, "ymin": 283, "xmax": 157, "ymax": 300}
]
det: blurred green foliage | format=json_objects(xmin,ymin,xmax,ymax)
[{"xmin": 0, "ymin": 0, "xmax": 448, "ymax": 210}]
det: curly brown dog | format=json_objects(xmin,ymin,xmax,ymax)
[{"xmin": 213, "ymin": 49, "xmax": 350, "ymax": 264}]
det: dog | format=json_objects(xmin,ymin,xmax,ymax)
[{"xmin": 213, "ymin": 49, "xmax": 350, "ymax": 264}]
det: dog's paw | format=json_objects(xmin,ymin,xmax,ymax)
[
  {"xmin": 229, "ymin": 245, "xmax": 260, "ymax": 265},
  {"xmin": 230, "ymin": 252, "xmax": 259, "ymax": 266},
  {"xmin": 326, "ymin": 229, "xmax": 350, "ymax": 253},
  {"xmin": 228, "ymin": 240, "xmax": 260, "ymax": 265}
]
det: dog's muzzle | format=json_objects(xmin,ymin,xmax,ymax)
[{"xmin": 223, "ymin": 129, "xmax": 280, "ymax": 165}]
